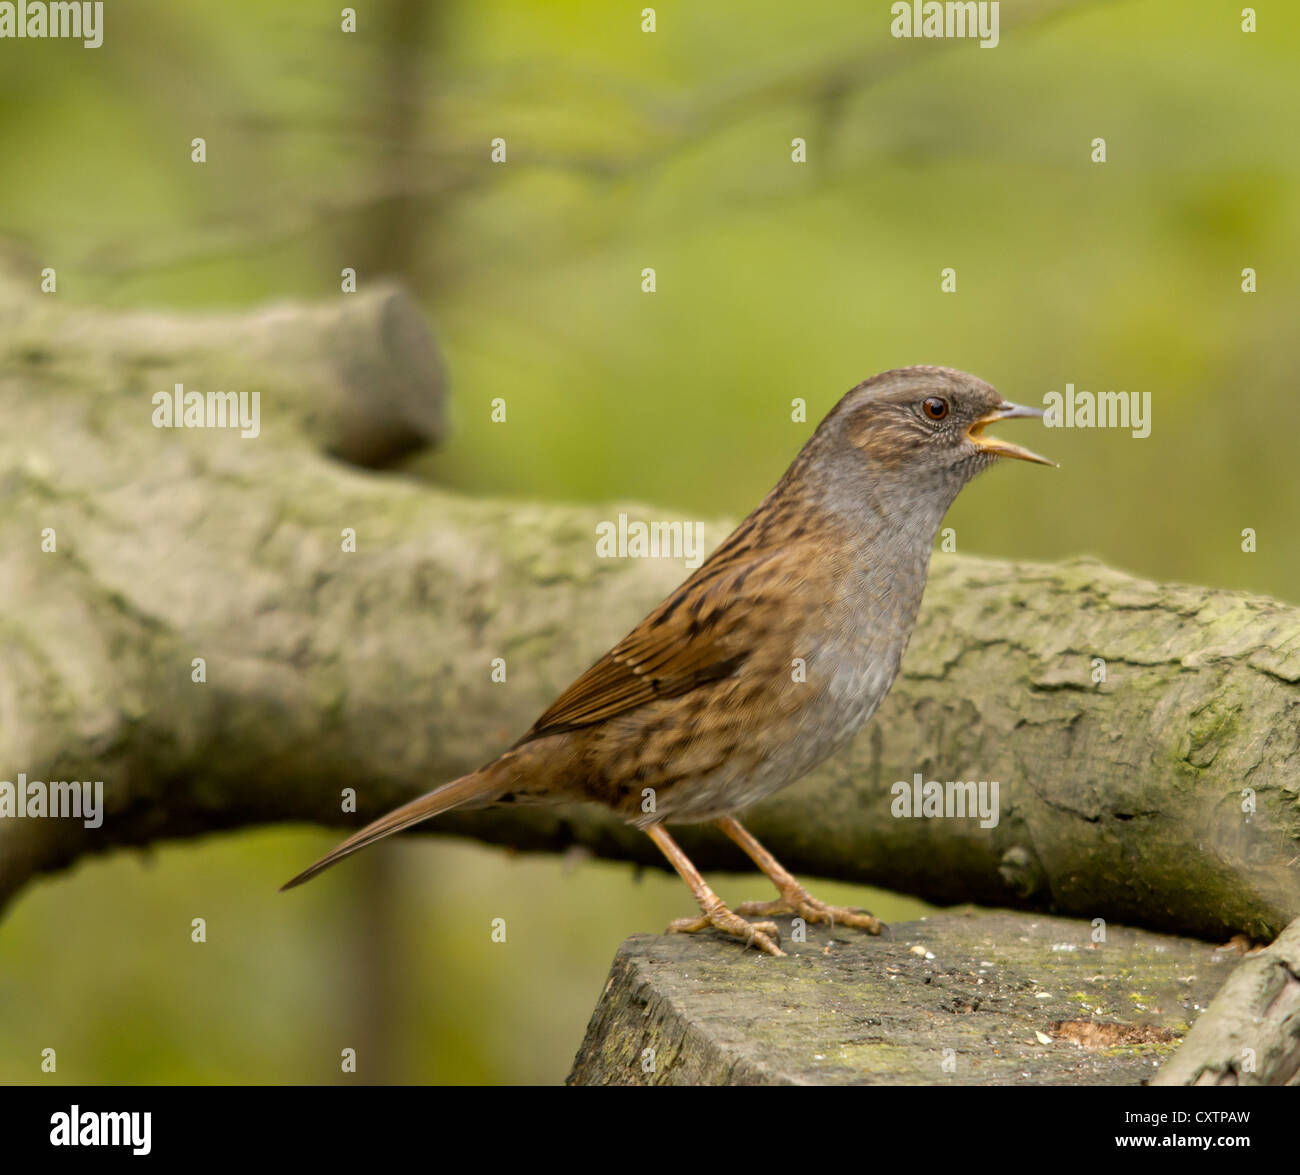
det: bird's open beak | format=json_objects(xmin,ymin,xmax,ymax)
[{"xmin": 966, "ymin": 401, "xmax": 1055, "ymax": 466}]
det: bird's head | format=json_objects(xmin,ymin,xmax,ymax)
[{"xmin": 795, "ymin": 365, "xmax": 1053, "ymax": 527}]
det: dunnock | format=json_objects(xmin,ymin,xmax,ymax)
[{"xmin": 284, "ymin": 366, "xmax": 1050, "ymax": 956}]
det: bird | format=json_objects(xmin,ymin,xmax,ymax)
[{"xmin": 283, "ymin": 365, "xmax": 1051, "ymax": 956}]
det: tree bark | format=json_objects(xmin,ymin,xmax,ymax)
[
  {"xmin": 567, "ymin": 913, "xmax": 1235, "ymax": 1086},
  {"xmin": 1, "ymin": 267, "xmax": 1298, "ymax": 959}
]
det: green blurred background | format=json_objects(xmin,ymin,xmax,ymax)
[{"xmin": 0, "ymin": 0, "xmax": 1295, "ymax": 1083}]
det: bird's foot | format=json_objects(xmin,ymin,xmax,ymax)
[
  {"xmin": 667, "ymin": 904, "xmax": 785, "ymax": 957},
  {"xmin": 736, "ymin": 887, "xmax": 884, "ymax": 935}
]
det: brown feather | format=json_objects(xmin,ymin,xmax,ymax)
[
  {"xmin": 279, "ymin": 769, "xmax": 501, "ymax": 890},
  {"xmin": 515, "ymin": 544, "xmax": 798, "ymax": 743}
]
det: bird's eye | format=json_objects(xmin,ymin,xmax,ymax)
[{"xmin": 922, "ymin": 396, "xmax": 950, "ymax": 421}]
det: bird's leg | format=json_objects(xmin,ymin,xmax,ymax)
[
  {"xmin": 644, "ymin": 824, "xmax": 785, "ymax": 957},
  {"xmin": 718, "ymin": 816, "xmax": 884, "ymax": 935}
]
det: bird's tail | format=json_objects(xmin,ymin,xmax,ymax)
[{"xmin": 280, "ymin": 767, "xmax": 502, "ymax": 891}]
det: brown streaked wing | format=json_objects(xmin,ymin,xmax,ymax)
[{"xmin": 515, "ymin": 544, "xmax": 799, "ymax": 743}]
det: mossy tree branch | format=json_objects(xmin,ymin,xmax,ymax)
[{"xmin": 1, "ymin": 272, "xmax": 1297, "ymax": 962}]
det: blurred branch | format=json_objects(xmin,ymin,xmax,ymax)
[
  {"xmin": 83, "ymin": 0, "xmax": 1114, "ymax": 284},
  {"xmin": 0, "ymin": 271, "xmax": 1297, "ymax": 946}
]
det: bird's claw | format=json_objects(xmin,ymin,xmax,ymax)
[
  {"xmin": 667, "ymin": 908, "xmax": 786, "ymax": 957},
  {"xmin": 735, "ymin": 892, "xmax": 884, "ymax": 936}
]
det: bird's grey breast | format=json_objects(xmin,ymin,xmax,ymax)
[
  {"xmin": 716, "ymin": 536, "xmax": 932, "ymax": 815},
  {"xmin": 800, "ymin": 553, "xmax": 927, "ymax": 760}
]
